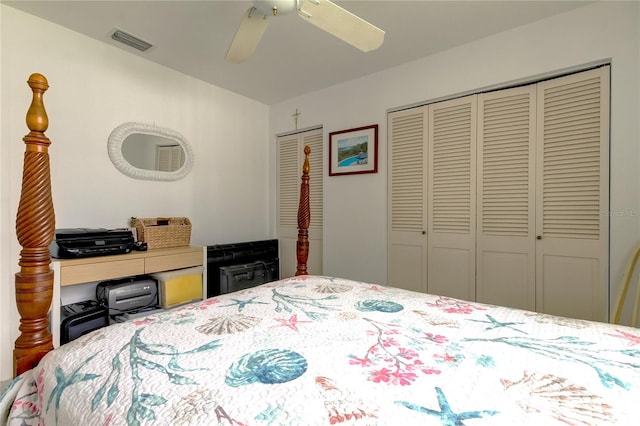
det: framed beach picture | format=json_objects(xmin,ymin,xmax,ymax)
[{"xmin": 329, "ymin": 124, "xmax": 378, "ymax": 176}]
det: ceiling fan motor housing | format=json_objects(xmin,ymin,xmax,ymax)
[
  {"xmin": 227, "ymin": 0, "xmax": 383, "ymax": 64},
  {"xmin": 253, "ymin": 0, "xmax": 298, "ymax": 16}
]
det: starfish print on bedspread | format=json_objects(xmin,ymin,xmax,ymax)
[
  {"xmin": 467, "ymin": 314, "xmax": 527, "ymax": 334},
  {"xmin": 273, "ymin": 314, "xmax": 312, "ymax": 332},
  {"xmin": 396, "ymin": 387, "xmax": 498, "ymax": 425}
]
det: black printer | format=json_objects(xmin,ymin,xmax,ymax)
[
  {"xmin": 60, "ymin": 300, "xmax": 108, "ymax": 344},
  {"xmin": 50, "ymin": 228, "xmax": 134, "ymax": 259}
]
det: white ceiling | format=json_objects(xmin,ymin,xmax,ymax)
[{"xmin": 3, "ymin": 0, "xmax": 593, "ymax": 105}]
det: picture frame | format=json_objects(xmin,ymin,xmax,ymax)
[{"xmin": 329, "ymin": 124, "xmax": 378, "ymax": 176}]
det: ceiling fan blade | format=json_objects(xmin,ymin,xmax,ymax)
[
  {"xmin": 298, "ymin": 0, "xmax": 384, "ymax": 52},
  {"xmin": 225, "ymin": 6, "xmax": 270, "ymax": 64}
]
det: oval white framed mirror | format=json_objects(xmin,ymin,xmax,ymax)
[{"xmin": 107, "ymin": 122, "xmax": 194, "ymax": 181}]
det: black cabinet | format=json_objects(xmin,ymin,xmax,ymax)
[{"xmin": 206, "ymin": 239, "xmax": 279, "ymax": 297}]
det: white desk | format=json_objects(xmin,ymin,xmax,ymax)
[{"xmin": 51, "ymin": 246, "xmax": 206, "ymax": 346}]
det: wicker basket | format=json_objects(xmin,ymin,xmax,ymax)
[{"xmin": 132, "ymin": 217, "xmax": 191, "ymax": 249}]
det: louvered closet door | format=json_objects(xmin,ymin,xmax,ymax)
[
  {"xmin": 477, "ymin": 86, "xmax": 536, "ymax": 310},
  {"xmin": 156, "ymin": 145, "xmax": 184, "ymax": 172},
  {"xmin": 277, "ymin": 128, "xmax": 324, "ymax": 278},
  {"xmin": 535, "ymin": 66, "xmax": 610, "ymax": 322},
  {"xmin": 388, "ymin": 108, "xmax": 428, "ymax": 293},
  {"xmin": 427, "ymin": 96, "xmax": 477, "ymax": 300}
]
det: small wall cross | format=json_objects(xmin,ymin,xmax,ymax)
[{"xmin": 292, "ymin": 108, "xmax": 301, "ymax": 130}]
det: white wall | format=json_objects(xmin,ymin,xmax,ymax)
[
  {"xmin": 0, "ymin": 6, "xmax": 270, "ymax": 380},
  {"xmin": 0, "ymin": 3, "xmax": 10, "ymax": 385},
  {"xmin": 269, "ymin": 2, "xmax": 640, "ymax": 314}
]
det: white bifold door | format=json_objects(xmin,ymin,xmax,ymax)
[
  {"xmin": 427, "ymin": 96, "xmax": 477, "ymax": 301},
  {"xmin": 476, "ymin": 85, "xmax": 537, "ymax": 311},
  {"xmin": 388, "ymin": 66, "xmax": 610, "ymax": 321},
  {"xmin": 534, "ymin": 69, "xmax": 609, "ymax": 321},
  {"xmin": 387, "ymin": 109, "xmax": 428, "ymax": 293}
]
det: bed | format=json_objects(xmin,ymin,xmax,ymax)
[{"xmin": 2, "ymin": 74, "xmax": 640, "ymax": 425}]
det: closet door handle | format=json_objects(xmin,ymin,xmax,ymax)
[{"xmin": 536, "ymin": 235, "xmax": 542, "ymax": 240}]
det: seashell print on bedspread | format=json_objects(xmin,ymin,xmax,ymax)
[{"xmin": 1, "ymin": 275, "xmax": 639, "ymax": 425}]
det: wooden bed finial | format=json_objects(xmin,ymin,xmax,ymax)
[
  {"xmin": 295, "ymin": 145, "xmax": 311, "ymax": 276},
  {"xmin": 14, "ymin": 73, "xmax": 55, "ymax": 376}
]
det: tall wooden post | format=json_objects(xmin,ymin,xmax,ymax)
[
  {"xmin": 295, "ymin": 146, "xmax": 311, "ymax": 276},
  {"xmin": 14, "ymin": 73, "xmax": 55, "ymax": 376}
]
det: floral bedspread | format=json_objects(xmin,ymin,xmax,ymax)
[{"xmin": 1, "ymin": 275, "xmax": 639, "ymax": 425}]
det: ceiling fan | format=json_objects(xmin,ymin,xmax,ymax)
[{"xmin": 226, "ymin": 0, "xmax": 385, "ymax": 63}]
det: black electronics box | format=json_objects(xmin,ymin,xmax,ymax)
[
  {"xmin": 50, "ymin": 228, "xmax": 134, "ymax": 259},
  {"xmin": 220, "ymin": 260, "xmax": 278, "ymax": 294},
  {"xmin": 60, "ymin": 300, "xmax": 108, "ymax": 344},
  {"xmin": 207, "ymin": 239, "xmax": 279, "ymax": 297}
]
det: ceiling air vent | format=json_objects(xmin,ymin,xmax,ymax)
[{"xmin": 110, "ymin": 28, "xmax": 152, "ymax": 52}]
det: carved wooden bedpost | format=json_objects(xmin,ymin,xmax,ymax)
[
  {"xmin": 295, "ymin": 146, "xmax": 311, "ymax": 276},
  {"xmin": 14, "ymin": 74, "xmax": 55, "ymax": 376}
]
